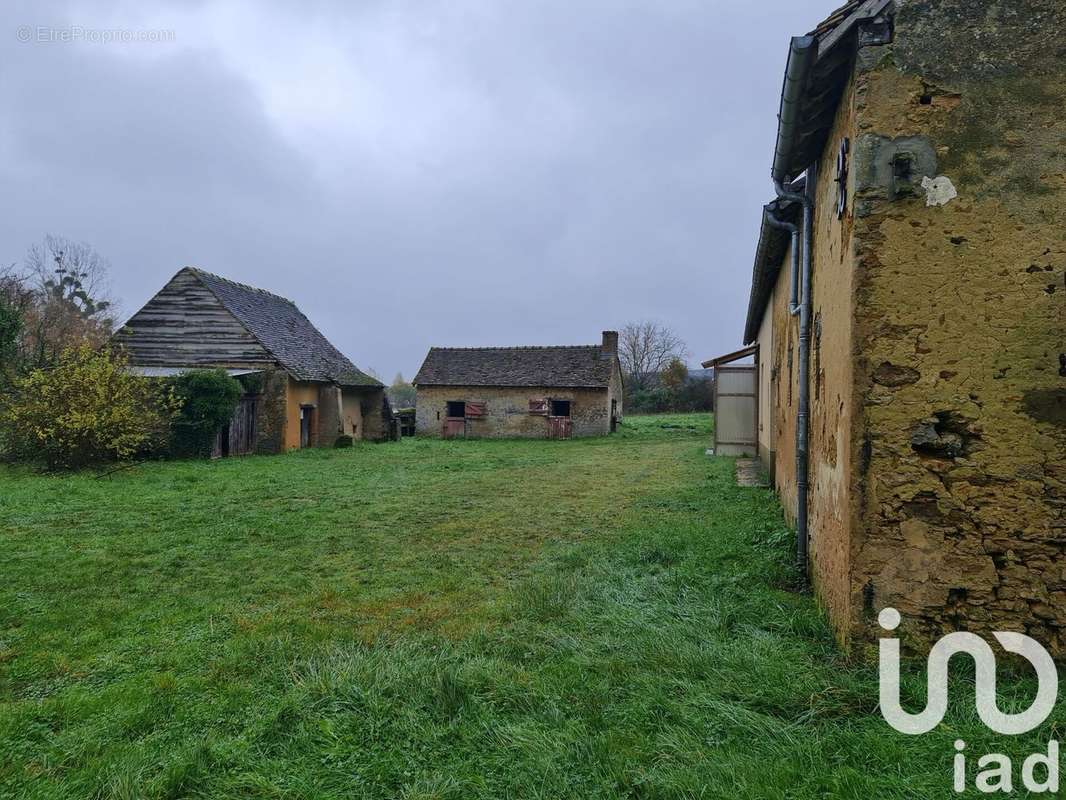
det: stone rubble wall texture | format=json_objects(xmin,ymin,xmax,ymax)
[
  {"xmin": 277, "ymin": 381, "xmax": 389, "ymax": 448},
  {"xmin": 357, "ymin": 387, "xmax": 389, "ymax": 442},
  {"xmin": 253, "ymin": 369, "xmax": 289, "ymax": 455},
  {"xmin": 756, "ymin": 302, "xmax": 776, "ymax": 475},
  {"xmin": 414, "ymin": 385, "xmax": 614, "ymax": 438},
  {"xmin": 849, "ymin": 0, "xmax": 1066, "ymax": 656},
  {"xmin": 767, "ymin": 74, "xmax": 860, "ymax": 640},
  {"xmin": 340, "ymin": 389, "xmax": 365, "ymax": 439},
  {"xmin": 317, "ymin": 384, "xmax": 344, "ymax": 446},
  {"xmin": 608, "ymin": 359, "xmax": 625, "ymax": 423},
  {"xmin": 285, "ymin": 380, "xmax": 320, "ymax": 449},
  {"xmin": 766, "ymin": 0, "xmax": 1066, "ymax": 656}
]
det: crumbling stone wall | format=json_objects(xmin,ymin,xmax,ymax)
[
  {"xmin": 317, "ymin": 384, "xmax": 344, "ymax": 446},
  {"xmin": 846, "ymin": 0, "xmax": 1066, "ymax": 654},
  {"xmin": 608, "ymin": 359, "xmax": 624, "ymax": 425},
  {"xmin": 769, "ymin": 250, "xmax": 797, "ymax": 524},
  {"xmin": 808, "ymin": 71, "xmax": 863, "ymax": 640},
  {"xmin": 248, "ymin": 375, "xmax": 387, "ymax": 451},
  {"xmin": 760, "ymin": 0, "xmax": 1066, "ymax": 655},
  {"xmin": 414, "ymin": 385, "xmax": 613, "ymax": 438},
  {"xmin": 254, "ymin": 369, "xmax": 288, "ymax": 454},
  {"xmin": 340, "ymin": 389, "xmax": 365, "ymax": 439},
  {"xmin": 285, "ymin": 380, "xmax": 320, "ymax": 449},
  {"xmin": 356, "ymin": 387, "xmax": 389, "ymax": 442},
  {"xmin": 756, "ymin": 300, "xmax": 776, "ymax": 474},
  {"xmin": 766, "ymin": 73, "xmax": 861, "ymax": 637}
]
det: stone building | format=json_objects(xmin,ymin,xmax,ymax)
[
  {"xmin": 413, "ymin": 332, "xmax": 623, "ymax": 438},
  {"xmin": 114, "ymin": 267, "xmax": 389, "ymax": 454},
  {"xmin": 741, "ymin": 0, "xmax": 1065, "ymax": 654}
]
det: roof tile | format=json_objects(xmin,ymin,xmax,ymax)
[
  {"xmin": 191, "ymin": 268, "xmax": 380, "ymax": 387},
  {"xmin": 413, "ymin": 345, "xmax": 613, "ymax": 388}
]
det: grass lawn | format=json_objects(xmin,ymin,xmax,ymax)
[{"xmin": 0, "ymin": 413, "xmax": 1059, "ymax": 799}]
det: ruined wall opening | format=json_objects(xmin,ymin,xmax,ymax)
[{"xmin": 909, "ymin": 410, "xmax": 982, "ymax": 459}]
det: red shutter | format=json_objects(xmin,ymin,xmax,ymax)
[
  {"xmin": 466, "ymin": 401, "xmax": 487, "ymax": 418},
  {"xmin": 528, "ymin": 398, "xmax": 549, "ymax": 416}
]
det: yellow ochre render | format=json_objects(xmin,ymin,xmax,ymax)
[{"xmin": 756, "ymin": 1, "xmax": 1066, "ymax": 655}]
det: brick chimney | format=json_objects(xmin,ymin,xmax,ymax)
[{"xmin": 601, "ymin": 330, "xmax": 618, "ymax": 355}]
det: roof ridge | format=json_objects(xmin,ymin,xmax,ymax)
[
  {"xmin": 185, "ymin": 266, "xmax": 296, "ymax": 305},
  {"xmin": 413, "ymin": 342, "xmax": 613, "ymax": 388}
]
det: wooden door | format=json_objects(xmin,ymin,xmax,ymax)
[
  {"xmin": 300, "ymin": 406, "xmax": 314, "ymax": 448},
  {"xmin": 210, "ymin": 397, "xmax": 257, "ymax": 457},
  {"xmin": 548, "ymin": 416, "xmax": 572, "ymax": 439},
  {"xmin": 229, "ymin": 397, "xmax": 257, "ymax": 455},
  {"xmin": 211, "ymin": 426, "xmax": 227, "ymax": 458},
  {"xmin": 442, "ymin": 418, "xmax": 465, "ymax": 438},
  {"xmin": 548, "ymin": 398, "xmax": 572, "ymax": 439}
]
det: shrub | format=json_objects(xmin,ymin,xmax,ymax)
[
  {"xmin": 169, "ymin": 369, "xmax": 242, "ymax": 458},
  {"xmin": 0, "ymin": 345, "xmax": 178, "ymax": 470},
  {"xmin": 675, "ymin": 377, "xmax": 714, "ymax": 413},
  {"xmin": 626, "ymin": 377, "xmax": 713, "ymax": 414},
  {"xmin": 236, "ymin": 372, "xmax": 263, "ymax": 395},
  {"xmin": 628, "ymin": 387, "xmax": 674, "ymax": 414},
  {"xmin": 0, "ymin": 295, "xmax": 21, "ymax": 389},
  {"xmin": 334, "ymin": 435, "xmax": 354, "ymax": 448},
  {"xmin": 0, "ymin": 296, "xmax": 20, "ymax": 364}
]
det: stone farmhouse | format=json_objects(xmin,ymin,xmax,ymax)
[
  {"xmin": 114, "ymin": 267, "xmax": 389, "ymax": 455},
  {"xmin": 734, "ymin": 0, "xmax": 1065, "ymax": 654},
  {"xmin": 413, "ymin": 332, "xmax": 623, "ymax": 439}
]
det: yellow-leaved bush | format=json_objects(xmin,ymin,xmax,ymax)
[{"xmin": 0, "ymin": 345, "xmax": 181, "ymax": 469}]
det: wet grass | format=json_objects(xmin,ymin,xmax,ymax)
[{"xmin": 0, "ymin": 413, "xmax": 1059, "ymax": 798}]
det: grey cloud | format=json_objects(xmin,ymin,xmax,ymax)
[{"xmin": 1, "ymin": 0, "xmax": 835, "ymax": 377}]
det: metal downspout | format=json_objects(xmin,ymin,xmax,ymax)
[
  {"xmin": 763, "ymin": 206, "xmax": 800, "ymax": 316},
  {"xmin": 773, "ymin": 179, "xmax": 812, "ymax": 577},
  {"xmin": 770, "ymin": 34, "xmax": 817, "ymax": 578}
]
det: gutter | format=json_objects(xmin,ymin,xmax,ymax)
[
  {"xmin": 763, "ymin": 206, "xmax": 800, "ymax": 316},
  {"xmin": 771, "ymin": 36, "xmax": 818, "ymax": 186},
  {"xmin": 771, "ymin": 35, "xmax": 818, "ymax": 577}
]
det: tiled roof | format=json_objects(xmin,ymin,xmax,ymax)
[
  {"xmin": 773, "ymin": 0, "xmax": 893, "ymax": 182},
  {"xmin": 745, "ymin": 0, "xmax": 893, "ymax": 341},
  {"xmin": 191, "ymin": 268, "xmax": 381, "ymax": 387},
  {"xmin": 808, "ymin": 0, "xmax": 866, "ymax": 37},
  {"xmin": 413, "ymin": 345, "xmax": 614, "ymax": 388},
  {"xmin": 743, "ymin": 179, "xmax": 805, "ymax": 345}
]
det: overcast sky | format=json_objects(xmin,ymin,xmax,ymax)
[{"xmin": 1, "ymin": 0, "xmax": 832, "ymax": 379}]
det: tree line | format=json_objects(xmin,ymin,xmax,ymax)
[{"xmin": 618, "ymin": 322, "xmax": 712, "ymax": 414}]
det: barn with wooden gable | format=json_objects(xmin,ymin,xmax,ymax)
[
  {"xmin": 114, "ymin": 267, "xmax": 389, "ymax": 455},
  {"xmin": 412, "ymin": 331, "xmax": 623, "ymax": 439}
]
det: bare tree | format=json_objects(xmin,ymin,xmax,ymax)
[
  {"xmin": 20, "ymin": 235, "xmax": 116, "ymax": 368},
  {"xmin": 619, "ymin": 321, "xmax": 689, "ymax": 391},
  {"xmin": 26, "ymin": 235, "xmax": 115, "ymax": 320}
]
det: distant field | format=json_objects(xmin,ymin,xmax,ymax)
[{"xmin": 0, "ymin": 413, "xmax": 1057, "ymax": 799}]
